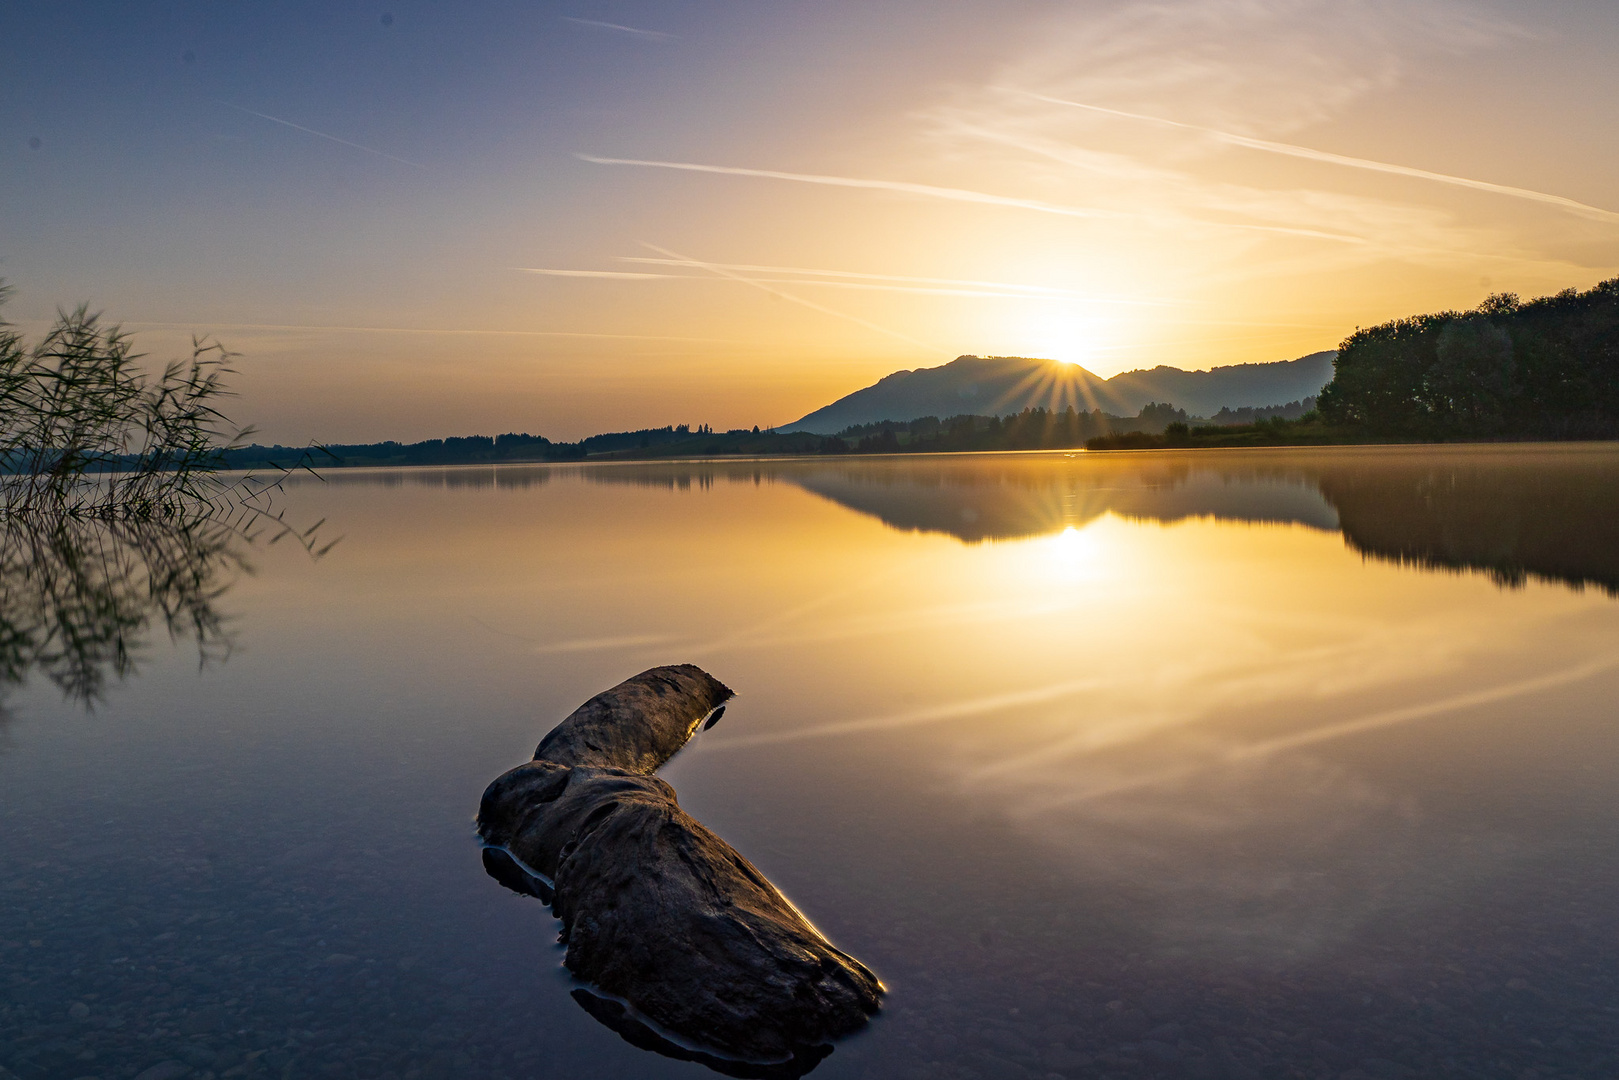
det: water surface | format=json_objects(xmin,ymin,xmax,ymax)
[{"xmin": 4, "ymin": 444, "xmax": 1619, "ymax": 1080}]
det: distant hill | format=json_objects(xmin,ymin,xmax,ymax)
[{"xmin": 779, "ymin": 352, "xmax": 1335, "ymax": 434}]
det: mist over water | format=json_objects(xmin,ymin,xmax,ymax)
[{"xmin": 3, "ymin": 445, "xmax": 1618, "ymax": 1080}]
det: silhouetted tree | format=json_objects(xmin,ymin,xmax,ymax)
[{"xmin": 1319, "ymin": 279, "xmax": 1619, "ymax": 437}]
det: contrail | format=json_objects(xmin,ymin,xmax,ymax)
[
  {"xmin": 622, "ymin": 258, "xmax": 1185, "ymax": 306},
  {"xmin": 620, "ymin": 257, "xmax": 1079, "ymax": 294},
  {"xmin": 579, "ymin": 153, "xmax": 1365, "ymax": 243},
  {"xmin": 521, "ymin": 264, "xmax": 1068, "ymax": 299},
  {"xmin": 223, "ymin": 103, "xmax": 427, "ymax": 169},
  {"xmin": 1009, "ymin": 88, "xmax": 1619, "ymax": 226},
  {"xmin": 639, "ymin": 243, "xmax": 941, "ymax": 352},
  {"xmin": 517, "ymin": 267, "xmax": 668, "ymax": 279},
  {"xmin": 522, "ymin": 264, "xmax": 1054, "ymax": 298},
  {"xmin": 581, "ymin": 154, "xmax": 1126, "ymax": 220},
  {"xmin": 560, "ymin": 17, "xmax": 673, "ymax": 41},
  {"xmin": 621, "ymin": 257, "xmax": 1183, "ymax": 304},
  {"xmin": 748, "ymin": 280, "xmax": 1077, "ymax": 299},
  {"xmin": 122, "ymin": 320, "xmax": 741, "ymax": 343}
]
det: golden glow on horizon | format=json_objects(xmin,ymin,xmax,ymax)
[
  {"xmin": 44, "ymin": 0, "xmax": 1618, "ymax": 445},
  {"xmin": 1012, "ymin": 307, "xmax": 1113, "ymax": 370}
]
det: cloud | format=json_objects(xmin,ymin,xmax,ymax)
[
  {"xmin": 121, "ymin": 320, "xmax": 740, "ymax": 343},
  {"xmin": 560, "ymin": 17, "xmax": 674, "ymax": 41},
  {"xmin": 943, "ymin": 116, "xmax": 1584, "ymax": 273},
  {"xmin": 524, "ymin": 261, "xmax": 1068, "ymax": 299},
  {"xmin": 1009, "ymin": 89, "xmax": 1619, "ymax": 226},
  {"xmin": 579, "ymin": 153, "xmax": 1365, "ymax": 243},
  {"xmin": 579, "ymin": 153, "xmax": 1123, "ymax": 219},
  {"xmin": 522, "ymin": 259, "xmax": 1175, "ymax": 302},
  {"xmin": 620, "ymin": 257, "xmax": 1082, "ymax": 295},
  {"xmin": 639, "ymin": 243, "xmax": 942, "ymax": 351},
  {"xmin": 516, "ymin": 267, "xmax": 668, "ymax": 279},
  {"xmin": 222, "ymin": 103, "xmax": 426, "ymax": 169},
  {"xmin": 916, "ymin": 0, "xmax": 1601, "ymax": 282},
  {"xmin": 993, "ymin": 0, "xmax": 1526, "ymax": 137}
]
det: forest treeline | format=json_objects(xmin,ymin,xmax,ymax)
[
  {"xmin": 219, "ymin": 404, "xmax": 1191, "ymax": 468},
  {"xmin": 221, "ymin": 277, "xmax": 1619, "ymax": 468},
  {"xmin": 835, "ymin": 403, "xmax": 1185, "ymax": 452},
  {"xmin": 1089, "ymin": 279, "xmax": 1619, "ymax": 449},
  {"xmin": 1317, "ymin": 278, "xmax": 1619, "ymax": 437},
  {"xmin": 219, "ymin": 425, "xmax": 833, "ymax": 468}
]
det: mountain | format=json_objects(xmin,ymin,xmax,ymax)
[{"xmin": 779, "ymin": 352, "xmax": 1336, "ymax": 434}]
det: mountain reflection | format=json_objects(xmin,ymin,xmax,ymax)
[
  {"xmin": 569, "ymin": 446, "xmax": 1619, "ymax": 595},
  {"xmin": 780, "ymin": 457, "xmax": 1340, "ymax": 539},
  {"xmin": 0, "ymin": 514, "xmax": 247, "ymax": 704},
  {"xmin": 298, "ymin": 445, "xmax": 1619, "ymax": 596}
]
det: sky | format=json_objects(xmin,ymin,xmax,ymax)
[{"xmin": 4, "ymin": 0, "xmax": 1619, "ymax": 443}]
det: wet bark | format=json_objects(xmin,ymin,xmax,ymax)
[{"xmin": 477, "ymin": 665, "xmax": 883, "ymax": 1070}]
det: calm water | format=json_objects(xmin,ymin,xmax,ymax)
[{"xmin": 4, "ymin": 444, "xmax": 1619, "ymax": 1080}]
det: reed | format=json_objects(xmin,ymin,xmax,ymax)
[{"xmin": 0, "ymin": 281, "xmax": 292, "ymax": 519}]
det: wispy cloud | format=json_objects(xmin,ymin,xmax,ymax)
[
  {"xmin": 750, "ymin": 280, "xmax": 1056, "ymax": 299},
  {"xmin": 520, "ymin": 263, "xmax": 1085, "ymax": 300},
  {"xmin": 561, "ymin": 16, "xmax": 674, "ymax": 41},
  {"xmin": 639, "ymin": 243, "xmax": 941, "ymax": 352},
  {"xmin": 122, "ymin": 320, "xmax": 740, "ymax": 343},
  {"xmin": 620, "ymin": 257, "xmax": 1177, "ymax": 305},
  {"xmin": 222, "ymin": 103, "xmax": 427, "ymax": 169},
  {"xmin": 516, "ymin": 267, "xmax": 668, "ymax": 279},
  {"xmin": 1009, "ymin": 89, "xmax": 1619, "ymax": 226},
  {"xmin": 916, "ymin": 0, "xmax": 1594, "ymax": 284},
  {"xmin": 941, "ymin": 116, "xmax": 1560, "ymax": 271},
  {"xmin": 991, "ymin": 0, "xmax": 1525, "ymax": 137},
  {"xmin": 579, "ymin": 153, "xmax": 1123, "ymax": 220},
  {"xmin": 622, "ymin": 257, "xmax": 1075, "ymax": 294},
  {"xmin": 579, "ymin": 153, "xmax": 1364, "ymax": 244}
]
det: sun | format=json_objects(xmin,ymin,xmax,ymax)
[{"xmin": 1018, "ymin": 307, "xmax": 1110, "ymax": 370}]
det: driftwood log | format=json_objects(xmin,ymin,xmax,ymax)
[{"xmin": 477, "ymin": 665, "xmax": 883, "ymax": 1075}]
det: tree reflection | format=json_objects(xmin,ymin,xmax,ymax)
[
  {"xmin": 568, "ymin": 449, "xmax": 1619, "ymax": 595},
  {"xmin": 0, "ymin": 513, "xmax": 249, "ymax": 704},
  {"xmin": 1316, "ymin": 453, "xmax": 1619, "ymax": 594}
]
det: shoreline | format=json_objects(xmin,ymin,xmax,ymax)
[{"xmin": 240, "ymin": 438, "xmax": 1619, "ymax": 475}]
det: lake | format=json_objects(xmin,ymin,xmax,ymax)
[{"xmin": 3, "ymin": 444, "xmax": 1619, "ymax": 1080}]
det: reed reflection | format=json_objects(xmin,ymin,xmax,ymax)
[{"xmin": 0, "ymin": 514, "xmax": 246, "ymax": 705}]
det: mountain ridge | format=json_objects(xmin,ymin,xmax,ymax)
[{"xmin": 780, "ymin": 352, "xmax": 1335, "ymax": 434}]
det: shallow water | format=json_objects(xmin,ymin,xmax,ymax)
[{"xmin": 4, "ymin": 444, "xmax": 1619, "ymax": 1080}]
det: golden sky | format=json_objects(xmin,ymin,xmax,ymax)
[{"xmin": 6, "ymin": 0, "xmax": 1618, "ymax": 441}]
